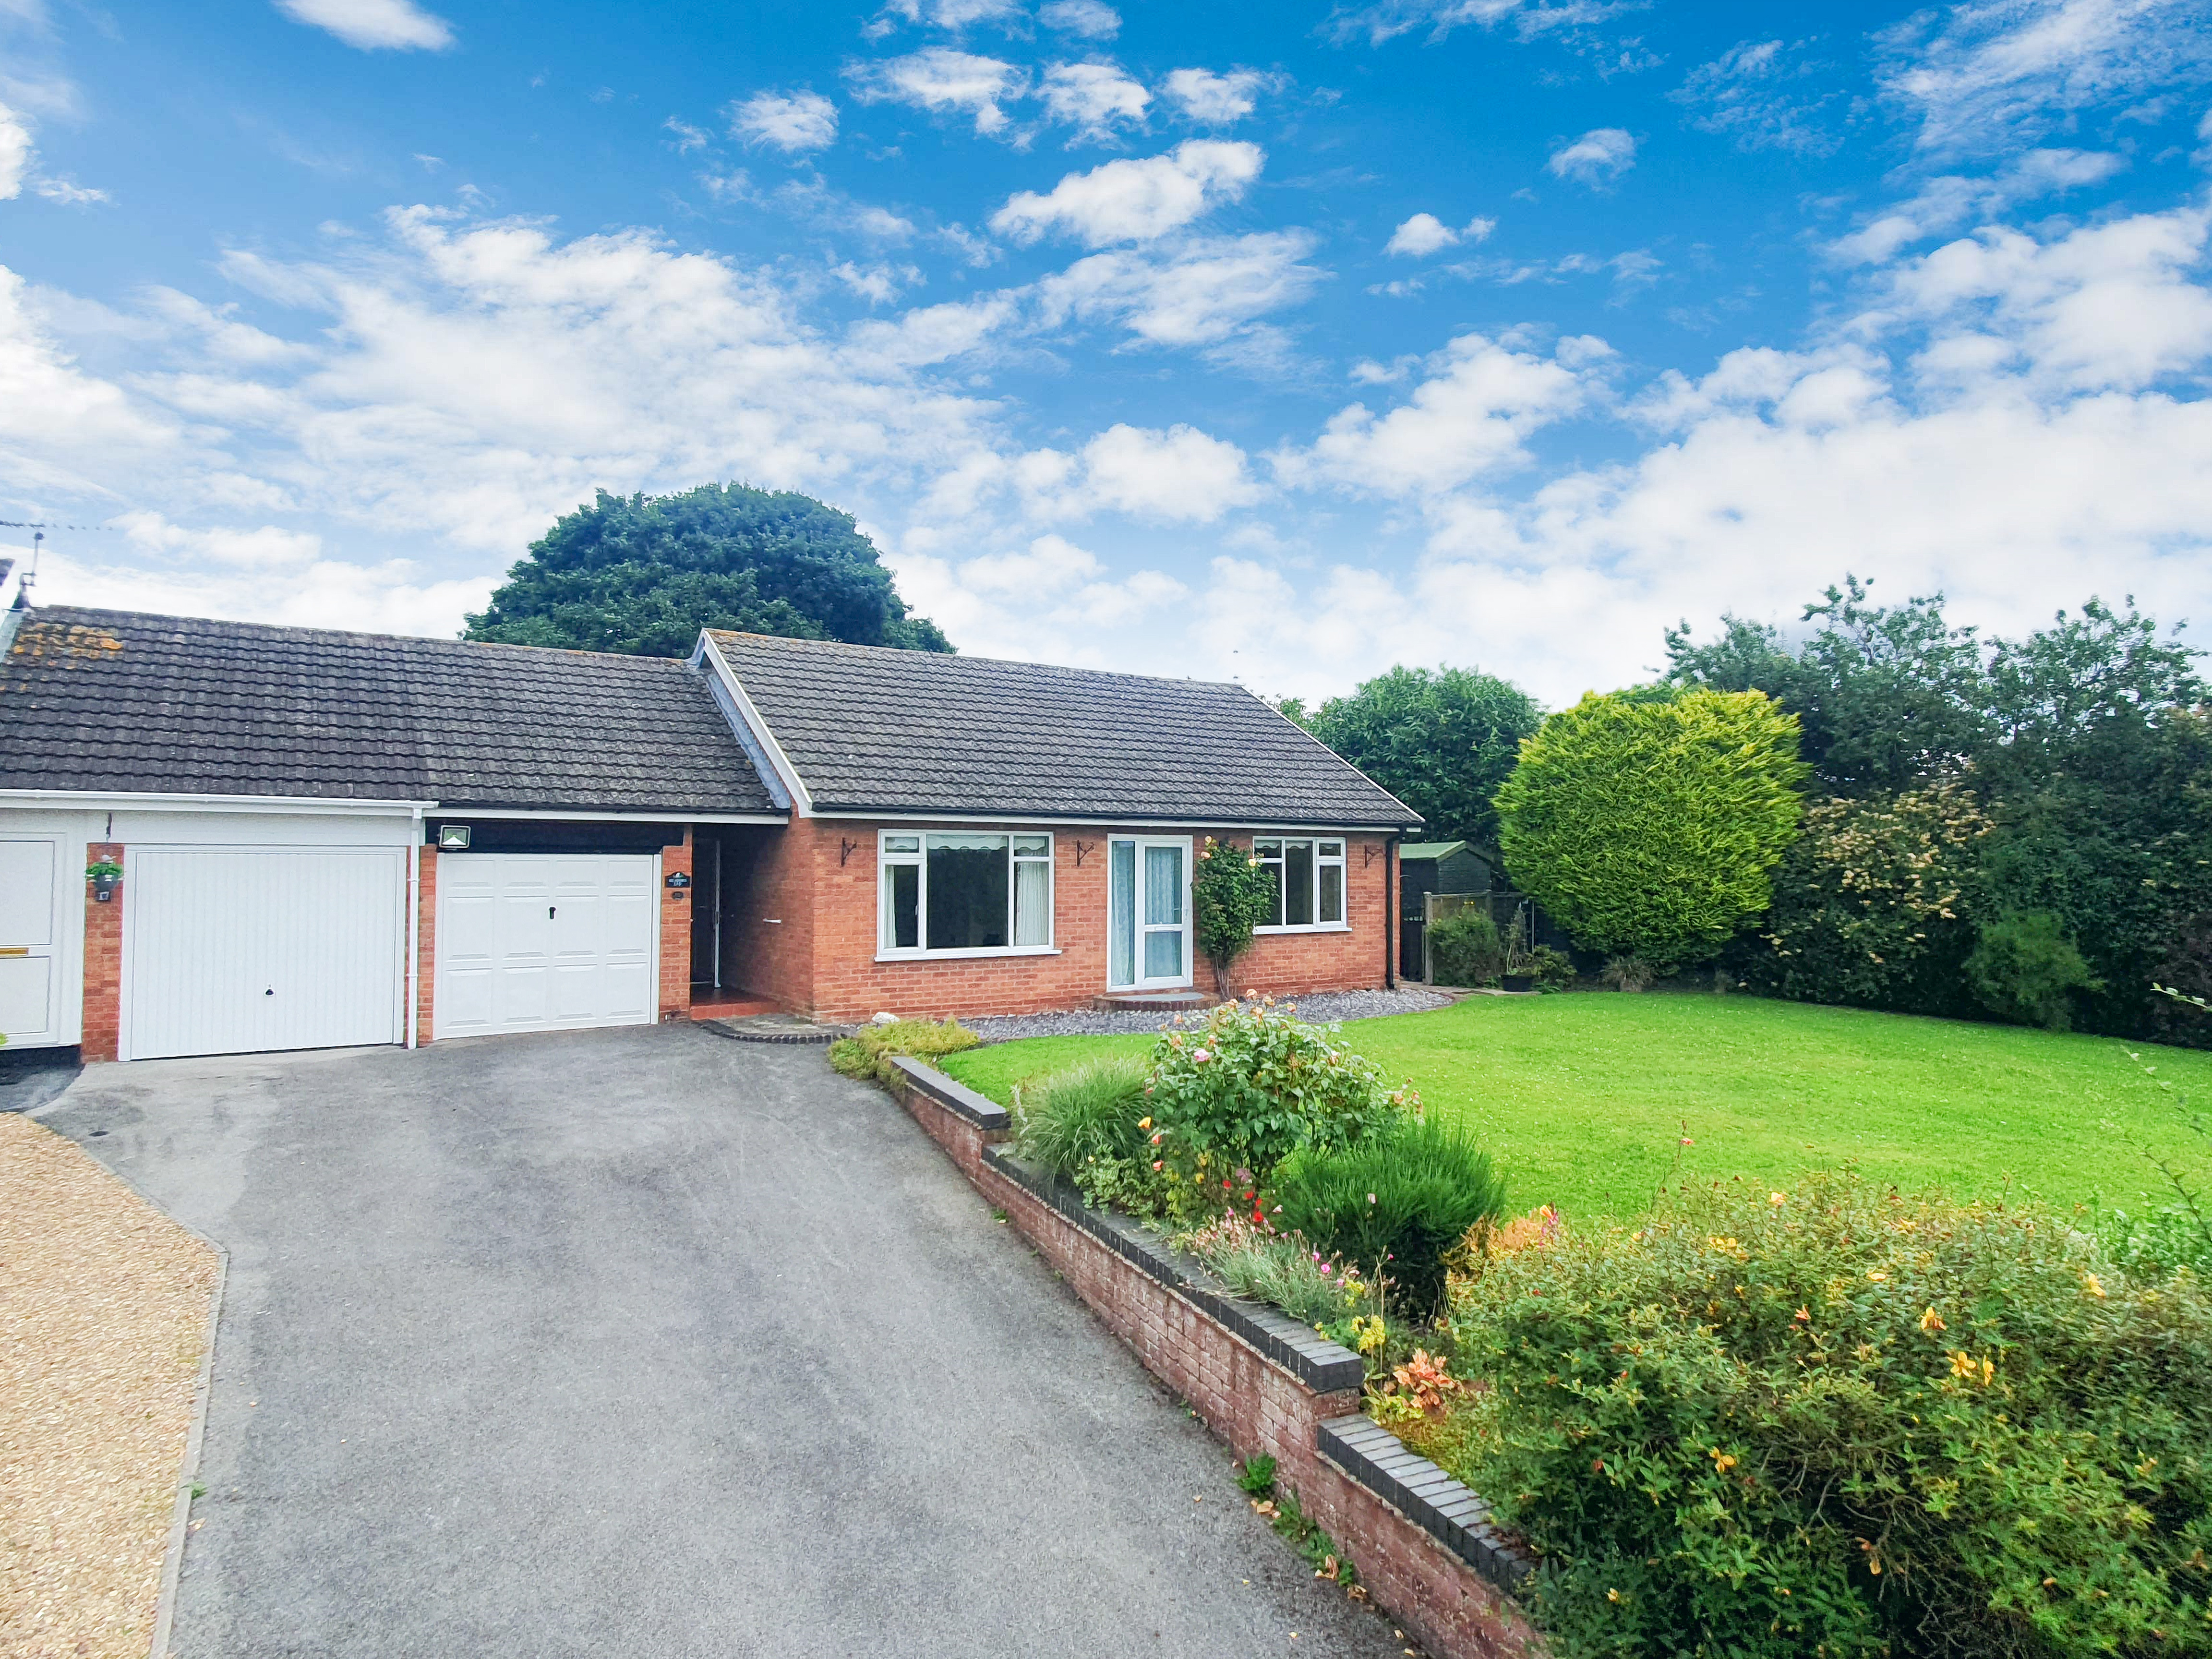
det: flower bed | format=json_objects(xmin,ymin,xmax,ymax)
[{"xmin": 878, "ymin": 1054, "xmax": 1545, "ymax": 1659}]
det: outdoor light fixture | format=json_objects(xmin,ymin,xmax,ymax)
[{"xmin": 438, "ymin": 825, "xmax": 471, "ymax": 850}]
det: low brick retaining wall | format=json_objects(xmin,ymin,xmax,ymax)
[{"xmin": 883, "ymin": 1056, "xmax": 1545, "ymax": 1659}]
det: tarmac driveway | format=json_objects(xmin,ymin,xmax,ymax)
[{"xmin": 45, "ymin": 1025, "xmax": 1407, "ymax": 1659}]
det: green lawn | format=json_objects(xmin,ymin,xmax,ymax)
[{"xmin": 940, "ymin": 994, "xmax": 2212, "ymax": 1223}]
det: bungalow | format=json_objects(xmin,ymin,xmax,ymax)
[{"xmin": 0, "ymin": 599, "xmax": 1420, "ymax": 1062}]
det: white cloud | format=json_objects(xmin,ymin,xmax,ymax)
[
  {"xmin": 1275, "ymin": 332, "xmax": 1591, "ymax": 498},
  {"xmin": 271, "ymin": 0, "xmax": 454, "ymax": 51},
  {"xmin": 1547, "ymin": 127, "xmax": 1636, "ymax": 185},
  {"xmin": 33, "ymin": 175, "xmax": 106, "ymax": 204},
  {"xmin": 0, "ymin": 101, "xmax": 28, "ymax": 198},
  {"xmin": 1019, "ymin": 422, "xmax": 1261, "ymax": 521},
  {"xmin": 830, "ymin": 259, "xmax": 924, "ymax": 305},
  {"xmin": 1673, "ymin": 38, "xmax": 1842, "ymax": 155},
  {"xmin": 728, "ymin": 89, "xmax": 839, "ymax": 153},
  {"xmin": 1035, "ymin": 229, "xmax": 1322, "ymax": 349},
  {"xmin": 875, "ymin": 0, "xmax": 1024, "ymax": 26},
  {"xmin": 1040, "ymin": 0, "xmax": 1120, "ymax": 39},
  {"xmin": 844, "ymin": 48, "xmax": 1027, "ymax": 135},
  {"xmin": 1880, "ymin": 0, "xmax": 2212, "ymax": 155},
  {"xmin": 35, "ymin": 541, "xmax": 495, "ymax": 638},
  {"xmin": 1038, "ymin": 60, "xmax": 1151, "ymax": 143},
  {"xmin": 1385, "ymin": 212, "xmax": 1495, "ymax": 256},
  {"xmin": 1828, "ymin": 147, "xmax": 2128, "ymax": 264},
  {"xmin": 662, "ymin": 118, "xmax": 711, "ymax": 152},
  {"xmin": 992, "ymin": 139, "xmax": 1262, "ymax": 246},
  {"xmin": 1159, "ymin": 67, "xmax": 1272, "ymax": 124}
]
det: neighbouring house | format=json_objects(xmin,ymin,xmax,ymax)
[{"xmin": 0, "ymin": 600, "xmax": 1420, "ymax": 1062}]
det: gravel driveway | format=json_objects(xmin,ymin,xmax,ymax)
[{"xmin": 42, "ymin": 1026, "xmax": 1409, "ymax": 1659}]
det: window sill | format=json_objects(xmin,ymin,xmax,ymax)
[
  {"xmin": 875, "ymin": 946, "xmax": 1064, "ymax": 963},
  {"xmin": 1252, "ymin": 924, "xmax": 1353, "ymax": 936}
]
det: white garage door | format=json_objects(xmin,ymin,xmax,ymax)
[
  {"xmin": 125, "ymin": 848, "xmax": 406, "ymax": 1060},
  {"xmin": 434, "ymin": 854, "xmax": 657, "ymax": 1038}
]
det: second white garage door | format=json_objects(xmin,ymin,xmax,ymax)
[{"xmin": 434, "ymin": 854, "xmax": 657, "ymax": 1038}]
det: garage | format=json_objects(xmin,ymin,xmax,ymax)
[
  {"xmin": 0, "ymin": 834, "xmax": 65, "ymax": 1047},
  {"xmin": 124, "ymin": 847, "xmax": 407, "ymax": 1061},
  {"xmin": 433, "ymin": 853, "xmax": 658, "ymax": 1038}
]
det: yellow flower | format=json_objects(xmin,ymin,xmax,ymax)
[
  {"xmin": 1138, "ymin": 1117, "xmax": 1152, "ymax": 1130},
  {"xmin": 1919, "ymin": 1307, "xmax": 1946, "ymax": 1334},
  {"xmin": 1866, "ymin": 1270, "xmax": 1888, "ymax": 1283},
  {"xmin": 1710, "ymin": 1447, "xmax": 1737, "ymax": 1474},
  {"xmin": 1769, "ymin": 1192, "xmax": 1788, "ymax": 1207},
  {"xmin": 2082, "ymin": 1272, "xmax": 2107, "ymax": 1299}
]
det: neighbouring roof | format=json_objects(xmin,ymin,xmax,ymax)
[
  {"xmin": 0, "ymin": 606, "xmax": 781, "ymax": 814},
  {"xmin": 1397, "ymin": 841, "xmax": 1467, "ymax": 861},
  {"xmin": 708, "ymin": 630, "xmax": 1422, "ymax": 829}
]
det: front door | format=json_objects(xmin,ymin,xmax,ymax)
[
  {"xmin": 0, "ymin": 837, "xmax": 64, "ymax": 1047},
  {"xmin": 1107, "ymin": 837, "xmax": 1191, "ymax": 991}
]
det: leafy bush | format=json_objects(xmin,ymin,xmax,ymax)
[
  {"xmin": 1494, "ymin": 688, "xmax": 1809, "ymax": 971},
  {"xmin": 828, "ymin": 1017, "xmax": 980, "ymax": 1082},
  {"xmin": 1181, "ymin": 1214, "xmax": 1372, "ymax": 1327},
  {"xmin": 1753, "ymin": 781, "xmax": 1991, "ymax": 1013},
  {"xmin": 1443, "ymin": 1171, "xmax": 2212, "ymax": 1659},
  {"xmin": 1524, "ymin": 944, "xmax": 1575, "ymax": 991},
  {"xmin": 1192, "ymin": 836, "xmax": 1277, "ymax": 998},
  {"xmin": 1144, "ymin": 998, "xmax": 1412, "ymax": 1188},
  {"xmin": 1427, "ymin": 908, "xmax": 1504, "ymax": 986},
  {"xmin": 1274, "ymin": 1116, "xmax": 1506, "ymax": 1316},
  {"xmin": 1013, "ymin": 1054, "xmax": 1151, "ymax": 1194},
  {"xmin": 1598, "ymin": 954, "xmax": 1654, "ymax": 993},
  {"xmin": 1967, "ymin": 909, "xmax": 2104, "ymax": 1031}
]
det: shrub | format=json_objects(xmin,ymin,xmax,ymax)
[
  {"xmin": 1012, "ymin": 1054, "xmax": 1151, "ymax": 1196},
  {"xmin": 1443, "ymin": 1171, "xmax": 2212, "ymax": 1659},
  {"xmin": 1494, "ymin": 688, "xmax": 1809, "ymax": 971},
  {"xmin": 1274, "ymin": 1116, "xmax": 1506, "ymax": 1317},
  {"xmin": 1427, "ymin": 908, "xmax": 1504, "ymax": 986},
  {"xmin": 1192, "ymin": 836, "xmax": 1277, "ymax": 998},
  {"xmin": 1524, "ymin": 944, "xmax": 1575, "ymax": 991},
  {"xmin": 827, "ymin": 1017, "xmax": 980, "ymax": 1082},
  {"xmin": 1144, "ymin": 998, "xmax": 1412, "ymax": 1188},
  {"xmin": 1753, "ymin": 781, "xmax": 1992, "ymax": 1013},
  {"xmin": 1598, "ymin": 954, "xmax": 1654, "ymax": 993},
  {"xmin": 1181, "ymin": 1213, "xmax": 1372, "ymax": 1327},
  {"xmin": 1967, "ymin": 909, "xmax": 2104, "ymax": 1031}
]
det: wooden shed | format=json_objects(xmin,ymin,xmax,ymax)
[{"xmin": 1397, "ymin": 840, "xmax": 1495, "ymax": 981}]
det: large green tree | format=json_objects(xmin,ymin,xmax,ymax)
[
  {"xmin": 464, "ymin": 482, "xmax": 952, "ymax": 657},
  {"xmin": 1494, "ymin": 688, "xmax": 1809, "ymax": 970},
  {"xmin": 1671, "ymin": 582, "xmax": 2211, "ymax": 1040},
  {"xmin": 1296, "ymin": 665, "xmax": 1542, "ymax": 845}
]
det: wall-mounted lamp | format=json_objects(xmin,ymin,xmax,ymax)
[
  {"xmin": 1073, "ymin": 840, "xmax": 1094, "ymax": 866},
  {"xmin": 437, "ymin": 824, "xmax": 472, "ymax": 850},
  {"xmin": 840, "ymin": 837, "xmax": 862, "ymax": 866}
]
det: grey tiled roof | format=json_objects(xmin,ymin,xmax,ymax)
[
  {"xmin": 710, "ymin": 631, "xmax": 1421, "ymax": 828},
  {"xmin": 0, "ymin": 606, "xmax": 780, "ymax": 813}
]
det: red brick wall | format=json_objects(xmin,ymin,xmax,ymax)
[
  {"xmin": 887, "ymin": 1069, "xmax": 1543, "ymax": 1659},
  {"xmin": 768, "ymin": 819, "xmax": 1395, "ymax": 1023},
  {"xmin": 659, "ymin": 831, "xmax": 693, "ymax": 1021},
  {"xmin": 415, "ymin": 847, "xmax": 438, "ymax": 1044},
  {"xmin": 725, "ymin": 821, "xmax": 816, "ymax": 1011},
  {"xmin": 81, "ymin": 842, "xmax": 123, "ymax": 1063}
]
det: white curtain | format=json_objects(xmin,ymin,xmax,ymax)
[{"xmin": 1014, "ymin": 857, "xmax": 1050, "ymax": 946}]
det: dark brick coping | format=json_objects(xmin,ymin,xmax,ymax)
[
  {"xmin": 1320, "ymin": 1415, "xmax": 1538, "ymax": 1593},
  {"xmin": 889, "ymin": 1056, "xmax": 1011, "ymax": 1131},
  {"xmin": 976, "ymin": 1140, "xmax": 1368, "ymax": 1396}
]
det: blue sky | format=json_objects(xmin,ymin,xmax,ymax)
[{"xmin": 4, "ymin": 0, "xmax": 2212, "ymax": 704}]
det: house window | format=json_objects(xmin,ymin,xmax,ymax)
[
  {"xmin": 1253, "ymin": 838, "xmax": 1347, "ymax": 931},
  {"xmin": 879, "ymin": 831, "xmax": 1055, "ymax": 957}
]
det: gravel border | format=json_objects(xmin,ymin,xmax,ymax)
[
  {"xmin": 965, "ymin": 985, "xmax": 1454, "ymax": 1044},
  {"xmin": 0, "ymin": 1113, "xmax": 218, "ymax": 1659}
]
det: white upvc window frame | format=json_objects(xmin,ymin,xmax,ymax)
[
  {"xmin": 1105, "ymin": 833, "xmax": 1195, "ymax": 992},
  {"xmin": 1251, "ymin": 835, "xmax": 1350, "ymax": 934},
  {"xmin": 876, "ymin": 828, "xmax": 1060, "ymax": 962}
]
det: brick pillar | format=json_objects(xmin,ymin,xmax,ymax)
[
  {"xmin": 415, "ymin": 847, "xmax": 438, "ymax": 1044},
  {"xmin": 82, "ymin": 842, "xmax": 124, "ymax": 1062},
  {"xmin": 660, "ymin": 830, "xmax": 693, "ymax": 1021}
]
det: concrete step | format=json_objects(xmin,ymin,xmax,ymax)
[{"xmin": 1089, "ymin": 989, "xmax": 1216, "ymax": 1012}]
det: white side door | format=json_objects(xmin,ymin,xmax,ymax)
[
  {"xmin": 0, "ymin": 837, "xmax": 65, "ymax": 1046},
  {"xmin": 434, "ymin": 854, "xmax": 657, "ymax": 1038},
  {"xmin": 123, "ymin": 848, "xmax": 406, "ymax": 1060}
]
